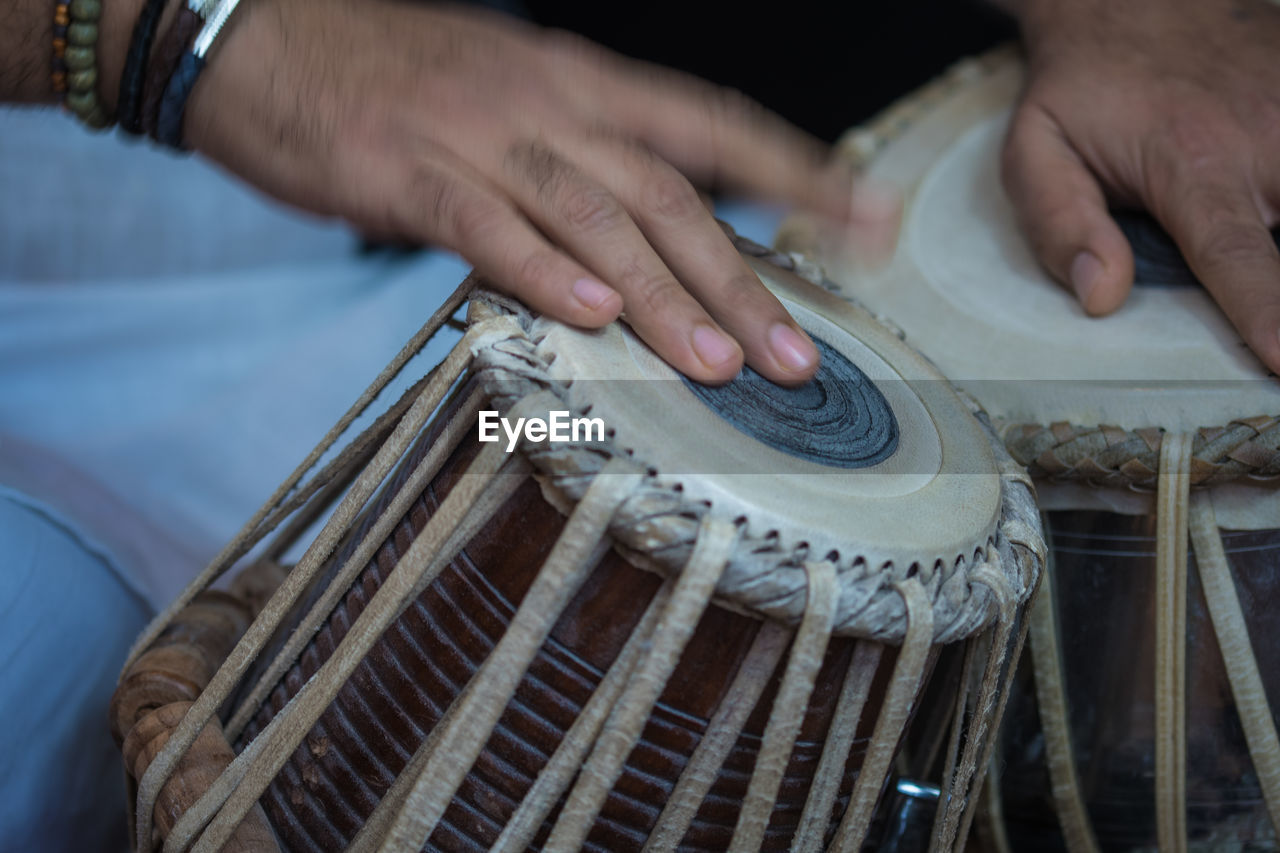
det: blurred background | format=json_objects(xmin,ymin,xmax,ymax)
[{"xmin": 524, "ymin": 0, "xmax": 1016, "ymax": 143}]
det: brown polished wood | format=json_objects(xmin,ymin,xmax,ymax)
[
  {"xmin": 111, "ymin": 565, "xmax": 286, "ymax": 852},
  {"xmin": 123, "ymin": 701, "xmax": 278, "ymax": 852},
  {"xmin": 111, "ymin": 590, "xmax": 254, "ymax": 746}
]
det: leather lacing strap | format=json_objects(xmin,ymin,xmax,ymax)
[
  {"xmin": 129, "ymin": 280, "xmax": 477, "ymax": 851},
  {"xmin": 953, "ymin": 564, "xmax": 1032, "ymax": 850},
  {"xmin": 123, "ymin": 279, "xmax": 473, "ymax": 677},
  {"xmin": 1026, "ymin": 548, "xmax": 1100, "ymax": 853},
  {"xmin": 1189, "ymin": 492, "xmax": 1280, "ymax": 835},
  {"xmin": 1155, "ymin": 432, "xmax": 1192, "ymax": 853},
  {"xmin": 542, "ymin": 517, "xmax": 738, "ymax": 852},
  {"xmin": 641, "ymin": 621, "xmax": 792, "ymax": 853},
  {"xmin": 831, "ymin": 577, "xmax": 934, "ymax": 852},
  {"xmin": 488, "ymin": 580, "xmax": 676, "ymax": 853},
  {"xmin": 929, "ymin": 559, "xmax": 1027, "ymax": 853},
  {"xmin": 223, "ymin": 386, "xmax": 485, "ymax": 741},
  {"xmin": 791, "ymin": 641, "xmax": 885, "ymax": 853},
  {"xmin": 934, "ymin": 627, "xmax": 979, "ymax": 851},
  {"xmin": 728, "ymin": 560, "xmax": 839, "ymax": 851},
  {"xmin": 375, "ymin": 461, "xmax": 643, "ymax": 852},
  {"xmin": 167, "ymin": 434, "xmax": 529, "ymax": 853},
  {"xmin": 144, "ymin": 335, "xmax": 502, "ymax": 850}
]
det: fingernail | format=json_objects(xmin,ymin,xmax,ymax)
[
  {"xmin": 1069, "ymin": 251, "xmax": 1104, "ymax": 306},
  {"xmin": 769, "ymin": 323, "xmax": 818, "ymax": 373},
  {"xmin": 691, "ymin": 325, "xmax": 741, "ymax": 369},
  {"xmin": 572, "ymin": 277, "xmax": 616, "ymax": 310}
]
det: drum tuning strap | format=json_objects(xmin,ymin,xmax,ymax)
[
  {"xmin": 643, "ymin": 620, "xmax": 792, "ymax": 853},
  {"xmin": 124, "ymin": 279, "xmax": 474, "ymax": 677},
  {"xmin": 831, "ymin": 578, "xmax": 935, "ymax": 853},
  {"xmin": 377, "ymin": 459, "xmax": 644, "ymax": 852},
  {"xmin": 1014, "ymin": 434, "xmax": 1280, "ymax": 853},
  {"xmin": 791, "ymin": 641, "xmax": 886, "ymax": 853},
  {"xmin": 1155, "ymin": 432, "xmax": 1192, "ymax": 853},
  {"xmin": 932, "ymin": 561, "xmax": 1030, "ymax": 853},
  {"xmin": 167, "ymin": 439, "xmax": 525, "ymax": 853},
  {"xmin": 1189, "ymin": 493, "xmax": 1280, "ymax": 836},
  {"xmin": 1026, "ymin": 549, "xmax": 1100, "ymax": 853},
  {"xmin": 1155, "ymin": 433, "xmax": 1280, "ymax": 851},
  {"xmin": 542, "ymin": 516, "xmax": 737, "ymax": 852},
  {"xmin": 223, "ymin": 386, "xmax": 488, "ymax": 743},
  {"xmin": 490, "ymin": 580, "xmax": 678, "ymax": 853},
  {"xmin": 729, "ymin": 560, "xmax": 839, "ymax": 852},
  {"xmin": 131, "ymin": 280, "xmax": 477, "ymax": 852}
]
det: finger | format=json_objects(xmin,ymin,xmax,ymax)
[
  {"xmin": 1001, "ymin": 102, "xmax": 1135, "ymax": 315},
  {"xmin": 561, "ymin": 134, "xmax": 822, "ymax": 384},
  {"xmin": 600, "ymin": 63, "xmax": 898, "ymax": 229},
  {"xmin": 500, "ymin": 139, "xmax": 747, "ymax": 383},
  {"xmin": 1160, "ymin": 179, "xmax": 1280, "ymax": 373},
  {"xmin": 382, "ymin": 147, "xmax": 623, "ymax": 328}
]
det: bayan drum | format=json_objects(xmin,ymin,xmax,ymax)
[
  {"xmin": 110, "ymin": 232, "xmax": 1043, "ymax": 852},
  {"xmin": 781, "ymin": 48, "xmax": 1280, "ymax": 852}
]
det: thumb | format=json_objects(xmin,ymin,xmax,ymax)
[{"xmin": 1001, "ymin": 103, "xmax": 1134, "ymax": 315}]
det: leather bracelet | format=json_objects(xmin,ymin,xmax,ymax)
[
  {"xmin": 58, "ymin": 0, "xmax": 112, "ymax": 129},
  {"xmin": 141, "ymin": 4, "xmax": 204, "ymax": 138},
  {"xmin": 155, "ymin": 0, "xmax": 244, "ymax": 149},
  {"xmin": 117, "ymin": 0, "xmax": 170, "ymax": 135}
]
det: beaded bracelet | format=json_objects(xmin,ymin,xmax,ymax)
[
  {"xmin": 51, "ymin": 1, "xmax": 69, "ymax": 97},
  {"xmin": 155, "ymin": 0, "xmax": 243, "ymax": 150},
  {"xmin": 117, "ymin": 0, "xmax": 170, "ymax": 135},
  {"xmin": 53, "ymin": 0, "xmax": 112, "ymax": 129}
]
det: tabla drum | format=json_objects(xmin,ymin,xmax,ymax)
[
  {"xmin": 109, "ymin": 232, "xmax": 1043, "ymax": 852},
  {"xmin": 780, "ymin": 47, "xmax": 1280, "ymax": 853}
]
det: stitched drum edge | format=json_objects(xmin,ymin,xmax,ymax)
[
  {"xmin": 835, "ymin": 43, "xmax": 1021, "ymax": 173},
  {"xmin": 774, "ymin": 42, "xmax": 1021, "ymax": 261},
  {"xmin": 1002, "ymin": 418, "xmax": 1280, "ymax": 491},
  {"xmin": 466, "ymin": 242, "xmax": 1044, "ymax": 646}
]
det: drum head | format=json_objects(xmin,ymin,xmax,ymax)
[
  {"xmin": 471, "ymin": 247, "xmax": 1039, "ymax": 642},
  {"xmin": 791, "ymin": 51, "xmax": 1280, "ymax": 431},
  {"xmin": 533, "ymin": 256, "xmax": 1000, "ymax": 577}
]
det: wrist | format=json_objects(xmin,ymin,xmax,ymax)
[
  {"xmin": 0, "ymin": 0, "xmax": 54, "ymax": 102},
  {"xmin": 180, "ymin": 0, "xmax": 277, "ymax": 153}
]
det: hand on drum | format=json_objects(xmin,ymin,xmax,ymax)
[
  {"xmin": 179, "ymin": 0, "xmax": 898, "ymax": 385},
  {"xmin": 1002, "ymin": 0, "xmax": 1280, "ymax": 373}
]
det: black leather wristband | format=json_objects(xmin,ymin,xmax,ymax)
[
  {"xmin": 155, "ymin": 48, "xmax": 204, "ymax": 149},
  {"xmin": 117, "ymin": 0, "xmax": 169, "ymax": 135},
  {"xmin": 141, "ymin": 4, "xmax": 202, "ymax": 138}
]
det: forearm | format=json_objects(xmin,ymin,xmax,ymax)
[{"xmin": 1, "ymin": 0, "xmax": 148, "ymax": 109}]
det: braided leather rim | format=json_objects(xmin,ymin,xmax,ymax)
[{"xmin": 1003, "ymin": 417, "xmax": 1280, "ymax": 491}]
